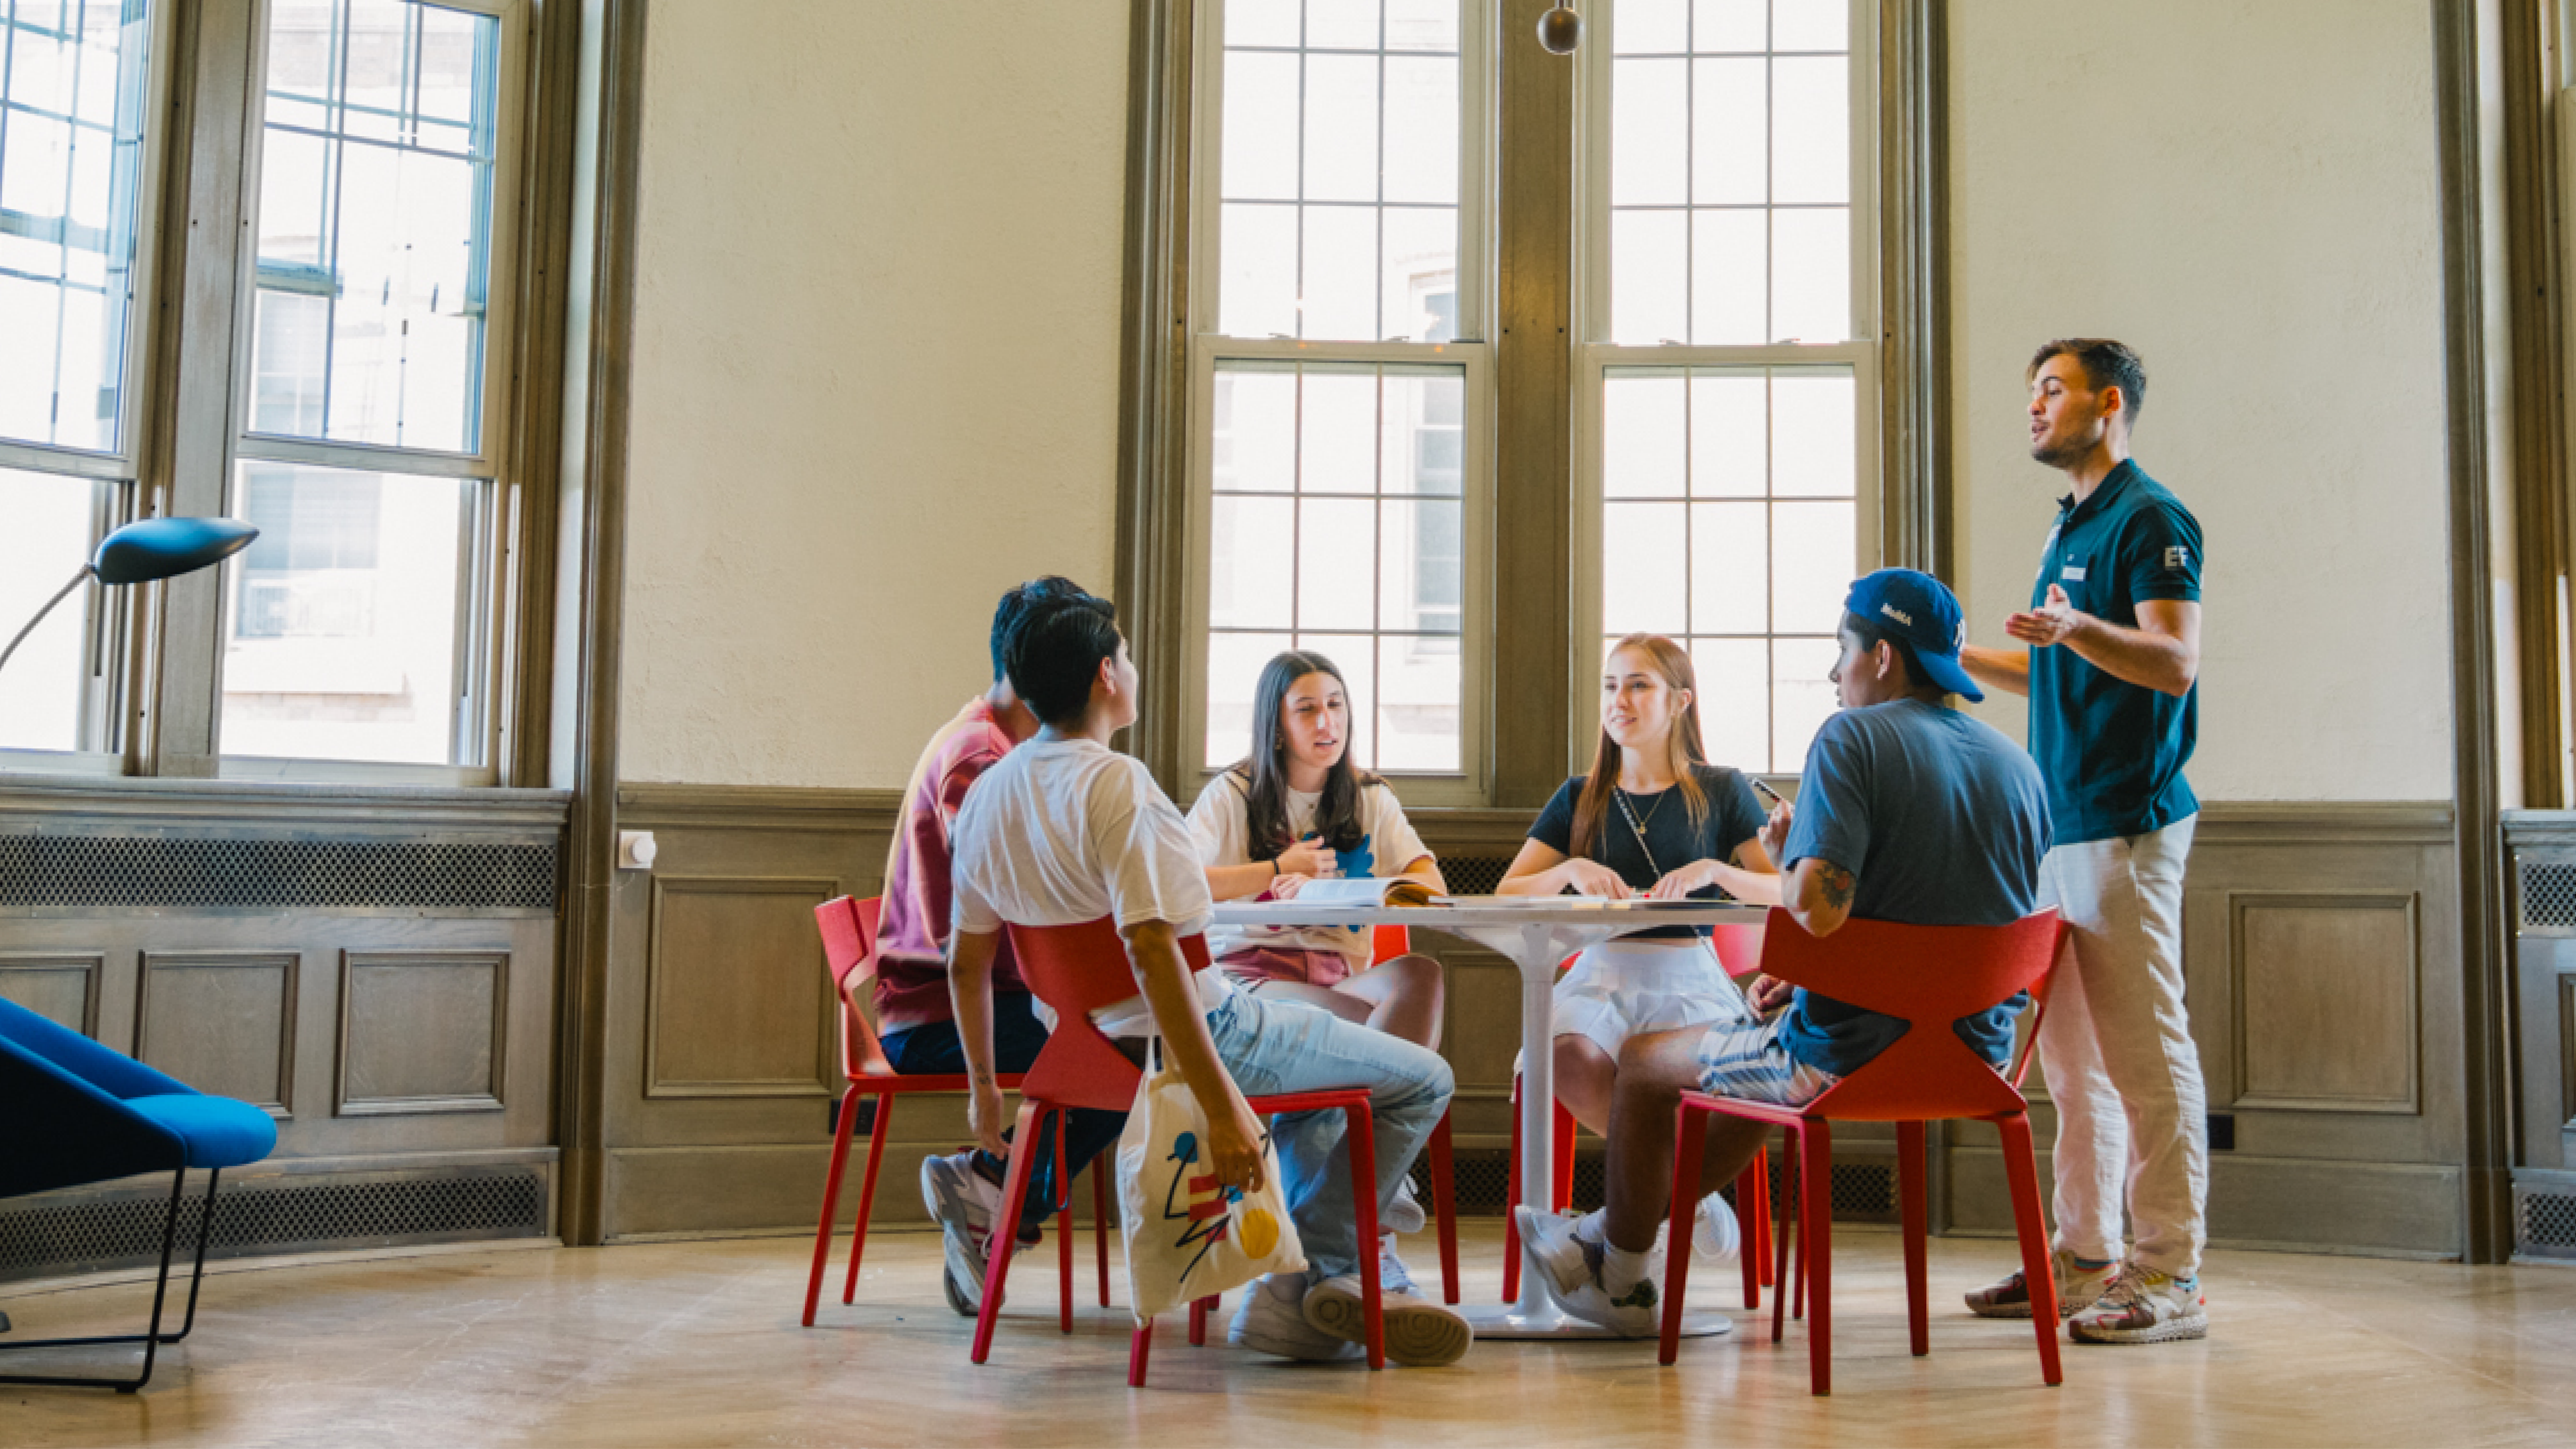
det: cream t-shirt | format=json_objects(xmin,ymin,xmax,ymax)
[
  {"xmin": 952, "ymin": 736, "xmax": 1232, "ymax": 1038},
  {"xmin": 1187, "ymin": 771, "xmax": 1433, "ymax": 970}
]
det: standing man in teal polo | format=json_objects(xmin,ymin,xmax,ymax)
[{"xmin": 1959, "ymin": 337, "xmax": 2209, "ymax": 1345}]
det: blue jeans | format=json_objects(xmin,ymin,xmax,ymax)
[
  {"xmin": 880, "ymin": 991, "xmax": 1126, "ymax": 1236},
  {"xmin": 1205, "ymin": 991, "xmax": 1454, "ymax": 1281}
]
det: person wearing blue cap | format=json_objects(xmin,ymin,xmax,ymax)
[
  {"xmin": 1515, "ymin": 569, "xmax": 2051, "ymax": 1336},
  {"xmin": 1956, "ymin": 337, "xmax": 2210, "ymax": 1346}
]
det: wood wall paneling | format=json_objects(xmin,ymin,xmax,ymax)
[
  {"xmin": 0, "ymin": 953, "xmax": 103, "ymax": 1035},
  {"xmin": 643, "ymin": 875, "xmax": 839, "ymax": 1099},
  {"xmin": 136, "ymin": 951, "xmax": 299, "ymax": 1116},
  {"xmin": 337, "ymin": 951, "xmax": 509, "ymax": 1116},
  {"xmin": 2228, "ymin": 894, "xmax": 2422, "ymax": 1115}
]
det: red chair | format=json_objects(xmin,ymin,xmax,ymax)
[
  {"xmin": 1656, "ymin": 908, "xmax": 2066, "ymax": 1396},
  {"xmin": 802, "ymin": 896, "xmax": 1112, "ymax": 1328},
  {"xmin": 983, "ymin": 918, "xmax": 1388, "ymax": 1385},
  {"xmin": 1371, "ymin": 923, "xmax": 1462, "ymax": 1305},
  {"xmin": 1500, "ymin": 925, "xmax": 1777, "ymax": 1311}
]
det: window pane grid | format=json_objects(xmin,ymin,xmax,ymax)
[
  {"xmin": 1607, "ymin": 0, "xmax": 1850, "ymax": 347},
  {"xmin": 0, "ymin": 0, "xmax": 152, "ymax": 453},
  {"xmin": 1601, "ymin": 364, "xmax": 1852, "ymax": 772},
  {"xmin": 1216, "ymin": 0, "xmax": 1460, "ymax": 343},
  {"xmin": 1208, "ymin": 359, "xmax": 1464, "ymax": 773},
  {"xmin": 248, "ymin": 0, "xmax": 501, "ymax": 455}
]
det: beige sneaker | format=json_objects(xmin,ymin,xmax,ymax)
[
  {"xmin": 2069, "ymin": 1267, "xmax": 2208, "ymax": 1344},
  {"xmin": 1963, "ymin": 1250, "xmax": 2119, "ymax": 1320}
]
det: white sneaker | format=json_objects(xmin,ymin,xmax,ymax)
[
  {"xmin": 1383, "ymin": 1176, "xmax": 1428, "ymax": 1236},
  {"xmin": 1691, "ymin": 1191, "xmax": 1741, "ymax": 1263},
  {"xmin": 920, "ymin": 1150, "xmax": 1002, "ymax": 1316},
  {"xmin": 1517, "ymin": 1206, "xmax": 1662, "ymax": 1338},
  {"xmin": 1228, "ymin": 1272, "xmax": 1362, "ymax": 1362},
  {"xmin": 1302, "ymin": 1246, "xmax": 1472, "ymax": 1367}
]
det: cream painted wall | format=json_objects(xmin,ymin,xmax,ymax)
[
  {"xmin": 1949, "ymin": 1, "xmax": 2453, "ymax": 801},
  {"xmin": 619, "ymin": 1, "xmax": 1133, "ymax": 788}
]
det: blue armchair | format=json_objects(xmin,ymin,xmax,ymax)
[{"xmin": 0, "ymin": 996, "xmax": 278, "ymax": 1392}]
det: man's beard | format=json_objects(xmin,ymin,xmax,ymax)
[{"xmin": 2030, "ymin": 425, "xmax": 2098, "ymax": 470}]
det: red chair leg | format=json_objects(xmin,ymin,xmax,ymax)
[
  {"xmin": 1736, "ymin": 1157, "xmax": 1762, "ymax": 1311},
  {"xmin": 802, "ymin": 1083, "xmax": 863, "ymax": 1326},
  {"xmin": 1128, "ymin": 1318, "xmax": 1153, "ymax": 1388},
  {"xmin": 1997, "ymin": 1112, "xmax": 2064, "ymax": 1387},
  {"xmin": 1552, "ymin": 1101, "xmax": 1577, "ymax": 1212},
  {"xmin": 1788, "ymin": 1124, "xmax": 1808, "ymax": 1323},
  {"xmin": 1057, "ymin": 1119, "xmax": 1075, "ymax": 1334},
  {"xmin": 1898, "ymin": 1120, "xmax": 1929, "ymax": 1358},
  {"xmin": 1093, "ymin": 1162, "xmax": 1114, "ymax": 1307},
  {"xmin": 1748, "ymin": 1148, "xmax": 1774, "ymax": 1289},
  {"xmin": 1345, "ymin": 1103, "xmax": 1385, "ymax": 1371},
  {"xmin": 971, "ymin": 1098, "xmax": 1050, "ymax": 1366},
  {"xmin": 1800, "ymin": 1122, "xmax": 1834, "ymax": 1397},
  {"xmin": 1658, "ymin": 1101, "xmax": 1707, "ymax": 1366},
  {"xmin": 1502, "ymin": 1077, "xmax": 1523, "ymax": 1303},
  {"xmin": 1428, "ymin": 1112, "xmax": 1460, "ymax": 1305},
  {"xmin": 842, "ymin": 1091, "xmax": 896, "ymax": 1305},
  {"xmin": 1771, "ymin": 1138, "xmax": 1796, "ymax": 1344},
  {"xmin": 1187, "ymin": 1295, "xmax": 1208, "ymax": 1346}
]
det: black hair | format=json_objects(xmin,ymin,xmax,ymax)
[
  {"xmin": 2029, "ymin": 337, "xmax": 2147, "ymax": 425},
  {"xmin": 989, "ymin": 576, "xmax": 1089, "ymax": 682},
  {"xmin": 1838, "ymin": 610, "xmax": 1931, "ymax": 694},
  {"xmin": 1004, "ymin": 590, "xmax": 1120, "ymax": 727},
  {"xmin": 1232, "ymin": 650, "xmax": 1377, "ymax": 859}
]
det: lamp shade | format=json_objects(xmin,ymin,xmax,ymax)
[{"xmin": 91, "ymin": 517, "xmax": 259, "ymax": 586}]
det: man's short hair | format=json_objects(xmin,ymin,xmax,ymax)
[
  {"xmin": 2029, "ymin": 337, "xmax": 2147, "ymax": 425},
  {"xmin": 1839, "ymin": 610, "xmax": 1928, "ymax": 693},
  {"xmin": 1006, "ymin": 590, "xmax": 1120, "ymax": 727},
  {"xmin": 989, "ymin": 576, "xmax": 1090, "ymax": 682}
]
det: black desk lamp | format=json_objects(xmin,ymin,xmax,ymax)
[{"xmin": 0, "ymin": 517, "xmax": 260, "ymax": 682}]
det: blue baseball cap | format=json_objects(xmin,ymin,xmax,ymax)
[{"xmin": 1843, "ymin": 568, "xmax": 1982, "ymax": 702}]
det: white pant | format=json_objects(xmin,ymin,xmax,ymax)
[
  {"xmin": 1548, "ymin": 941, "xmax": 1750, "ymax": 1057},
  {"xmin": 2034, "ymin": 815, "xmax": 2207, "ymax": 1278}
]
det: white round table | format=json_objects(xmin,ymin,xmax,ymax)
[{"xmin": 1208, "ymin": 896, "xmax": 1768, "ymax": 1340}]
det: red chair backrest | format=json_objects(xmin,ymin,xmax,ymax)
[
  {"xmin": 814, "ymin": 896, "xmax": 896, "ymax": 1078},
  {"xmin": 1371, "ymin": 924, "xmax": 1409, "ymax": 965},
  {"xmin": 1709, "ymin": 920, "xmax": 1766, "ymax": 979},
  {"xmin": 1752, "ymin": 906, "xmax": 2064, "ymax": 1122},
  {"xmin": 1005, "ymin": 917, "xmax": 1216, "ymax": 1114}
]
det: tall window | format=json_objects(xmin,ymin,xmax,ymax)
[
  {"xmin": 0, "ymin": 0, "xmax": 157, "ymax": 758},
  {"xmin": 1189, "ymin": 0, "xmax": 1490, "ymax": 791},
  {"xmin": 220, "ymin": 0, "xmax": 521, "ymax": 771},
  {"xmin": 1581, "ymin": 0, "xmax": 1874, "ymax": 773}
]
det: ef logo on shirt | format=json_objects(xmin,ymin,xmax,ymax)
[{"xmin": 2164, "ymin": 545, "xmax": 2192, "ymax": 572}]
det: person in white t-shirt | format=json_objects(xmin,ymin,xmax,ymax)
[
  {"xmin": 1188, "ymin": 649, "xmax": 1445, "ymax": 1044},
  {"xmin": 945, "ymin": 588, "xmax": 1470, "ymax": 1368}
]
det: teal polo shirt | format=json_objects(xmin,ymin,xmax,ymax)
[{"xmin": 2026, "ymin": 460, "xmax": 2202, "ymax": 845}]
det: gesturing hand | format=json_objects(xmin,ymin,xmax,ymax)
[
  {"xmin": 1276, "ymin": 836, "xmax": 1337, "ymax": 879},
  {"xmin": 2005, "ymin": 584, "xmax": 2082, "ymax": 648},
  {"xmin": 1758, "ymin": 799, "xmax": 1794, "ymax": 863}
]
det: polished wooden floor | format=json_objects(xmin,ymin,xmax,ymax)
[{"xmin": 5, "ymin": 1222, "xmax": 2573, "ymax": 1447}]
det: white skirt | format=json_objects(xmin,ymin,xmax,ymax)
[{"xmin": 1548, "ymin": 938, "xmax": 1756, "ymax": 1057}]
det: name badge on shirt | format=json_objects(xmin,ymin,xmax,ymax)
[{"xmin": 2061, "ymin": 565, "xmax": 2088, "ymax": 582}]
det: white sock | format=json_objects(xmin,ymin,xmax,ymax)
[{"xmin": 1599, "ymin": 1241, "xmax": 1652, "ymax": 1293}]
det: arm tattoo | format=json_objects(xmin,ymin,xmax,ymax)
[
  {"xmin": 972, "ymin": 1069, "xmax": 997, "ymax": 1087},
  {"xmin": 1817, "ymin": 863, "xmax": 1856, "ymax": 911}
]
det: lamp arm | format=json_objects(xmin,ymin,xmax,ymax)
[{"xmin": 0, "ymin": 564, "xmax": 97, "ymax": 684}]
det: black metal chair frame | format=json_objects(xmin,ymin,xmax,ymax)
[{"xmin": 0, "ymin": 1165, "xmax": 223, "ymax": 1394}]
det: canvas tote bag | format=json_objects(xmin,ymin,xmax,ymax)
[{"xmin": 1116, "ymin": 1039, "xmax": 1303, "ymax": 1323}]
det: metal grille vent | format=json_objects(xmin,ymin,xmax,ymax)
[
  {"xmin": 0, "ymin": 1169, "xmax": 548, "ymax": 1283},
  {"xmin": 0, "ymin": 835, "xmax": 558, "ymax": 914},
  {"xmin": 1406, "ymin": 1148, "xmax": 1896, "ymax": 1225},
  {"xmin": 2518, "ymin": 860, "xmax": 2576, "ymax": 934},
  {"xmin": 2519, "ymin": 1189, "xmax": 2576, "ymax": 1259},
  {"xmin": 1441, "ymin": 857, "xmax": 1511, "ymax": 897}
]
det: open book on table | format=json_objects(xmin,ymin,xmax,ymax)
[{"xmin": 1286, "ymin": 875, "xmax": 1441, "ymax": 908}]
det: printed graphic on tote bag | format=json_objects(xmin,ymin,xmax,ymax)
[{"xmin": 1161, "ymin": 1128, "xmax": 1283, "ymax": 1281}]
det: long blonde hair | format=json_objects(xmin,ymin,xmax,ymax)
[{"xmin": 1570, "ymin": 633, "xmax": 1710, "ymax": 858}]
